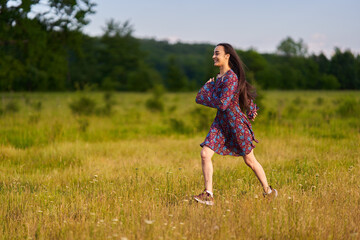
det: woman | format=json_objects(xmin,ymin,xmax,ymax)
[{"xmin": 194, "ymin": 43, "xmax": 277, "ymax": 205}]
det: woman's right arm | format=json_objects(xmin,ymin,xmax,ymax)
[
  {"xmin": 196, "ymin": 73, "xmax": 238, "ymax": 111},
  {"xmin": 195, "ymin": 78, "xmax": 216, "ymax": 108}
]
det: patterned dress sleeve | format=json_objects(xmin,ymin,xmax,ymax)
[
  {"xmin": 196, "ymin": 73, "xmax": 238, "ymax": 111},
  {"xmin": 246, "ymin": 99, "xmax": 259, "ymax": 120},
  {"xmin": 195, "ymin": 80, "xmax": 216, "ymax": 108}
]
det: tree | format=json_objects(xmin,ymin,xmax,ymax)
[
  {"xmin": 0, "ymin": 0, "xmax": 96, "ymax": 91},
  {"xmin": 311, "ymin": 52, "xmax": 330, "ymax": 73},
  {"xmin": 98, "ymin": 19, "xmax": 143, "ymax": 91},
  {"xmin": 277, "ymin": 36, "xmax": 308, "ymax": 57},
  {"xmin": 0, "ymin": 0, "xmax": 96, "ymax": 31},
  {"xmin": 330, "ymin": 48, "xmax": 359, "ymax": 89},
  {"xmin": 166, "ymin": 56, "xmax": 189, "ymax": 91}
]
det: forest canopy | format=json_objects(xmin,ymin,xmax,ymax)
[{"xmin": 1, "ymin": 1, "xmax": 359, "ymax": 91}]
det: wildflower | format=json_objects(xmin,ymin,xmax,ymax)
[{"xmin": 144, "ymin": 219, "xmax": 154, "ymax": 224}]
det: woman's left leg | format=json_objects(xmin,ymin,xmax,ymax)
[{"xmin": 242, "ymin": 149, "xmax": 270, "ymax": 193}]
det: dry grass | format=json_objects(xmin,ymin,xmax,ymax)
[{"xmin": 0, "ymin": 91, "xmax": 359, "ymax": 239}]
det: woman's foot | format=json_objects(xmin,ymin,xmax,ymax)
[
  {"xmin": 263, "ymin": 186, "xmax": 278, "ymax": 199},
  {"xmin": 194, "ymin": 190, "xmax": 214, "ymax": 205}
]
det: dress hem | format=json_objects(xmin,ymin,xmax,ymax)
[{"xmin": 200, "ymin": 142, "xmax": 256, "ymax": 157}]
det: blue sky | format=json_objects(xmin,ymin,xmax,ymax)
[{"xmin": 83, "ymin": 0, "xmax": 360, "ymax": 57}]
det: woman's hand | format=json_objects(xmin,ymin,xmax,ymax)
[
  {"xmin": 251, "ymin": 112, "xmax": 258, "ymax": 121},
  {"xmin": 206, "ymin": 77, "xmax": 215, "ymax": 84}
]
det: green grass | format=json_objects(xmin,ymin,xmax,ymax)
[{"xmin": 0, "ymin": 90, "xmax": 359, "ymax": 239}]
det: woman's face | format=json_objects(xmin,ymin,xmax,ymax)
[{"xmin": 212, "ymin": 45, "xmax": 229, "ymax": 67}]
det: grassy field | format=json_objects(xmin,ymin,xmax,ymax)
[{"xmin": 0, "ymin": 90, "xmax": 359, "ymax": 239}]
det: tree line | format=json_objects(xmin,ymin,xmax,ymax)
[{"xmin": 1, "ymin": 1, "xmax": 359, "ymax": 91}]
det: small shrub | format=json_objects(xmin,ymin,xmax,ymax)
[
  {"xmin": 31, "ymin": 101, "xmax": 42, "ymax": 111},
  {"xmin": 168, "ymin": 105, "xmax": 177, "ymax": 113},
  {"xmin": 23, "ymin": 95, "xmax": 31, "ymax": 105},
  {"xmin": 28, "ymin": 114, "xmax": 41, "ymax": 124},
  {"xmin": 266, "ymin": 110, "xmax": 277, "ymax": 121},
  {"xmin": 284, "ymin": 103, "xmax": 301, "ymax": 118},
  {"xmin": 315, "ymin": 97, "xmax": 324, "ymax": 105},
  {"xmin": 293, "ymin": 96, "xmax": 302, "ymax": 105},
  {"xmin": 77, "ymin": 118, "xmax": 89, "ymax": 132},
  {"xmin": 6, "ymin": 131, "xmax": 35, "ymax": 149},
  {"xmin": 47, "ymin": 121, "xmax": 63, "ymax": 142},
  {"xmin": 190, "ymin": 107, "xmax": 214, "ymax": 132},
  {"xmin": 336, "ymin": 98, "xmax": 359, "ymax": 118},
  {"xmin": 146, "ymin": 85, "xmax": 165, "ymax": 112},
  {"xmin": 146, "ymin": 99, "xmax": 164, "ymax": 112},
  {"xmin": 96, "ymin": 92, "xmax": 116, "ymax": 116},
  {"xmin": 69, "ymin": 96, "xmax": 96, "ymax": 116},
  {"xmin": 168, "ymin": 118, "xmax": 188, "ymax": 134},
  {"xmin": 5, "ymin": 101, "xmax": 20, "ymax": 113},
  {"xmin": 254, "ymin": 89, "xmax": 265, "ymax": 113}
]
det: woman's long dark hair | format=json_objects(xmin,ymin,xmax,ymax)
[{"xmin": 217, "ymin": 43, "xmax": 256, "ymax": 111}]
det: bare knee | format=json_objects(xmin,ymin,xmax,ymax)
[
  {"xmin": 200, "ymin": 148, "xmax": 212, "ymax": 163},
  {"xmin": 243, "ymin": 152, "xmax": 256, "ymax": 169}
]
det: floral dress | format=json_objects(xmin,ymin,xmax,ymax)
[{"xmin": 195, "ymin": 69, "xmax": 259, "ymax": 156}]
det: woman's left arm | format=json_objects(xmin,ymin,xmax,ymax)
[{"xmin": 246, "ymin": 99, "xmax": 259, "ymax": 121}]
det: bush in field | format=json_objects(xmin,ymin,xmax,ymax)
[
  {"xmin": 31, "ymin": 101, "xmax": 42, "ymax": 111},
  {"xmin": 146, "ymin": 85, "xmax": 165, "ymax": 112},
  {"xmin": 47, "ymin": 121, "xmax": 63, "ymax": 142},
  {"xmin": 28, "ymin": 113, "xmax": 41, "ymax": 124},
  {"xmin": 336, "ymin": 98, "xmax": 360, "ymax": 117},
  {"xmin": 77, "ymin": 118, "xmax": 89, "ymax": 132},
  {"xmin": 168, "ymin": 118, "xmax": 189, "ymax": 134},
  {"xmin": 284, "ymin": 103, "xmax": 301, "ymax": 118},
  {"xmin": 293, "ymin": 96, "xmax": 302, "ymax": 105},
  {"xmin": 266, "ymin": 110, "xmax": 277, "ymax": 121},
  {"xmin": 69, "ymin": 96, "xmax": 96, "ymax": 116},
  {"xmin": 96, "ymin": 92, "xmax": 116, "ymax": 116},
  {"xmin": 254, "ymin": 87, "xmax": 265, "ymax": 113},
  {"xmin": 190, "ymin": 107, "xmax": 214, "ymax": 132},
  {"xmin": 315, "ymin": 97, "xmax": 324, "ymax": 105},
  {"xmin": 5, "ymin": 100, "xmax": 20, "ymax": 113}
]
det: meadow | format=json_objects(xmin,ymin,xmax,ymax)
[{"xmin": 0, "ymin": 90, "xmax": 359, "ymax": 240}]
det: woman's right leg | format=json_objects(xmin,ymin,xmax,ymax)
[{"xmin": 201, "ymin": 146, "xmax": 215, "ymax": 192}]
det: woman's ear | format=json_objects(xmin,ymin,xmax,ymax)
[{"xmin": 225, "ymin": 53, "xmax": 230, "ymax": 60}]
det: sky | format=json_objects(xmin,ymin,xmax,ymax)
[{"xmin": 83, "ymin": 0, "xmax": 360, "ymax": 57}]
